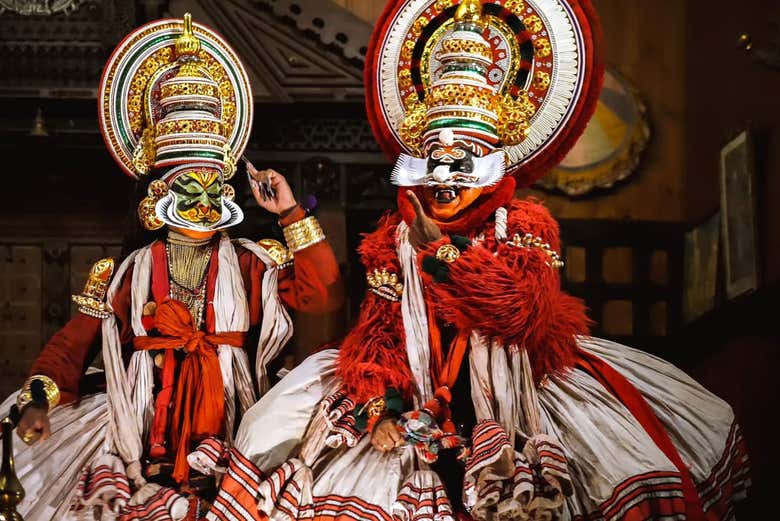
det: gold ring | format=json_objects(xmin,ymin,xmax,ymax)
[{"xmin": 21, "ymin": 430, "xmax": 35, "ymax": 443}]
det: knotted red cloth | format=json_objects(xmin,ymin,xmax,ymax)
[{"xmin": 133, "ymin": 299, "xmax": 246, "ymax": 483}]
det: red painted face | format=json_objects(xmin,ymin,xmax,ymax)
[{"xmin": 421, "ymin": 185, "xmax": 484, "ymax": 221}]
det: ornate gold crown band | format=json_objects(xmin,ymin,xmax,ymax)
[{"xmin": 282, "ymin": 216, "xmax": 326, "ymax": 253}]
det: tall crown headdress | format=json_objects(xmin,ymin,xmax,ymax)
[
  {"xmin": 365, "ymin": 0, "xmax": 604, "ymax": 186},
  {"xmin": 98, "ymin": 13, "xmax": 252, "ymax": 182}
]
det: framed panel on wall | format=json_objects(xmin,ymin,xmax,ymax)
[{"xmin": 719, "ymin": 129, "xmax": 759, "ymax": 299}]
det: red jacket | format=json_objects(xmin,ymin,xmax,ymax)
[{"xmin": 31, "ymin": 208, "xmax": 344, "ymax": 405}]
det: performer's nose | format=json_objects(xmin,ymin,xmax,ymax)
[{"xmin": 432, "ymin": 165, "xmax": 452, "ymax": 183}]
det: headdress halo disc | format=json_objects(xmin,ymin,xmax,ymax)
[
  {"xmin": 98, "ymin": 17, "xmax": 253, "ymax": 179},
  {"xmin": 365, "ymin": 0, "xmax": 603, "ymax": 187}
]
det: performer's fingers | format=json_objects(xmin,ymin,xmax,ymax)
[
  {"xmin": 386, "ymin": 425, "xmax": 401, "ymax": 444},
  {"xmin": 406, "ymin": 190, "xmax": 425, "ymax": 219},
  {"xmin": 249, "ymin": 178, "xmax": 264, "ymax": 202},
  {"xmin": 39, "ymin": 419, "xmax": 52, "ymax": 441},
  {"xmin": 267, "ymin": 169, "xmax": 285, "ymax": 187},
  {"xmin": 371, "ymin": 433, "xmax": 389, "ymax": 451},
  {"xmin": 17, "ymin": 426, "xmax": 40, "ymax": 445}
]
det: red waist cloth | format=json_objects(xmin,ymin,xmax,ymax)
[{"xmin": 134, "ymin": 299, "xmax": 245, "ymax": 483}]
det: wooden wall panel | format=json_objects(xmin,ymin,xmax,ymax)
[
  {"xmin": 0, "ymin": 245, "xmax": 42, "ymax": 394},
  {"xmin": 686, "ymin": 0, "xmax": 780, "ymax": 283},
  {"xmin": 526, "ymin": 0, "xmax": 688, "ymax": 222},
  {"xmin": 331, "ymin": 0, "xmax": 385, "ymax": 23}
]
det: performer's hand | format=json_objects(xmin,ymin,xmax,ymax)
[
  {"xmin": 407, "ymin": 190, "xmax": 442, "ymax": 249},
  {"xmin": 16, "ymin": 405, "xmax": 51, "ymax": 445},
  {"xmin": 371, "ymin": 417, "xmax": 404, "ymax": 452},
  {"xmin": 248, "ymin": 163, "xmax": 298, "ymax": 215}
]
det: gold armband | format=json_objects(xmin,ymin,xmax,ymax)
[
  {"xmin": 71, "ymin": 258, "xmax": 114, "ymax": 318},
  {"xmin": 367, "ymin": 269, "xmax": 404, "ymax": 302},
  {"xmin": 16, "ymin": 375, "xmax": 60, "ymax": 411},
  {"xmin": 258, "ymin": 239, "xmax": 294, "ymax": 269},
  {"xmin": 282, "ymin": 216, "xmax": 325, "ymax": 253}
]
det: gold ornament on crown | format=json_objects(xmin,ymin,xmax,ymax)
[
  {"xmin": 497, "ymin": 92, "xmax": 535, "ymax": 145},
  {"xmin": 138, "ymin": 179, "xmax": 169, "ymax": 231},
  {"xmin": 455, "ymin": 0, "xmax": 484, "ymax": 25},
  {"xmin": 132, "ymin": 127, "xmax": 156, "ymax": 176},
  {"xmin": 400, "ymin": 96, "xmax": 428, "ymax": 155},
  {"xmin": 435, "ymin": 0, "xmax": 454, "ymax": 12},
  {"xmin": 534, "ymin": 38, "xmax": 552, "ymax": 57},
  {"xmin": 533, "ymin": 70, "xmax": 551, "ymax": 90},
  {"xmin": 504, "ymin": 0, "xmax": 526, "ymax": 15},
  {"xmin": 223, "ymin": 143, "xmax": 236, "ymax": 180},
  {"xmin": 440, "ymin": 38, "xmax": 493, "ymax": 60},
  {"xmin": 523, "ymin": 14, "xmax": 543, "ymax": 33}
]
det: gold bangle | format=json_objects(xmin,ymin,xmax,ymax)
[
  {"xmin": 16, "ymin": 375, "xmax": 60, "ymax": 411},
  {"xmin": 282, "ymin": 216, "xmax": 325, "ymax": 253}
]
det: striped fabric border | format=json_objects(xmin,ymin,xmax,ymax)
[
  {"xmin": 465, "ymin": 420, "xmax": 513, "ymax": 475},
  {"xmin": 70, "ymin": 455, "xmax": 132, "ymax": 514},
  {"xmin": 120, "ymin": 486, "xmax": 188, "ymax": 521},
  {"xmin": 698, "ymin": 422, "xmax": 751, "ymax": 520},
  {"xmin": 322, "ymin": 390, "xmax": 363, "ymax": 448},
  {"xmin": 394, "ymin": 482, "xmax": 454, "ymax": 521},
  {"xmin": 188, "ymin": 436, "xmax": 229, "ymax": 475},
  {"xmin": 208, "ymin": 448, "xmax": 265, "ymax": 521},
  {"xmin": 573, "ymin": 471, "xmax": 687, "ymax": 521},
  {"xmin": 311, "ymin": 495, "xmax": 393, "ymax": 521},
  {"xmin": 530, "ymin": 435, "xmax": 573, "ymax": 498}
]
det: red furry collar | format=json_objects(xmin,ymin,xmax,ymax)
[{"xmin": 396, "ymin": 177, "xmax": 517, "ymax": 235}]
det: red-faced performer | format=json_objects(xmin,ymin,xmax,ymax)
[{"xmin": 208, "ymin": 1, "xmax": 748, "ymax": 520}]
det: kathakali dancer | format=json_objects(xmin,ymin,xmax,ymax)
[
  {"xmin": 2, "ymin": 13, "xmax": 343, "ymax": 521},
  {"xmin": 209, "ymin": 1, "xmax": 749, "ymax": 520}
]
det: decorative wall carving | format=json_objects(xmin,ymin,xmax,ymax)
[{"xmin": 0, "ymin": 0, "xmax": 86, "ymax": 16}]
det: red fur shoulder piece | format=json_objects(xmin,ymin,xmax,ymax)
[
  {"xmin": 421, "ymin": 197, "xmax": 591, "ymax": 380},
  {"xmin": 357, "ymin": 212, "xmax": 403, "ymax": 272},
  {"xmin": 504, "ymin": 197, "xmax": 563, "ymax": 252}
]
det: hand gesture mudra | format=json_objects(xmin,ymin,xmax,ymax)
[
  {"xmin": 247, "ymin": 162, "xmax": 298, "ymax": 216},
  {"xmin": 406, "ymin": 190, "xmax": 442, "ymax": 249},
  {"xmin": 371, "ymin": 417, "xmax": 405, "ymax": 452},
  {"xmin": 16, "ymin": 405, "xmax": 51, "ymax": 445}
]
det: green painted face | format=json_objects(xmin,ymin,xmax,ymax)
[{"xmin": 169, "ymin": 169, "xmax": 223, "ymax": 226}]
